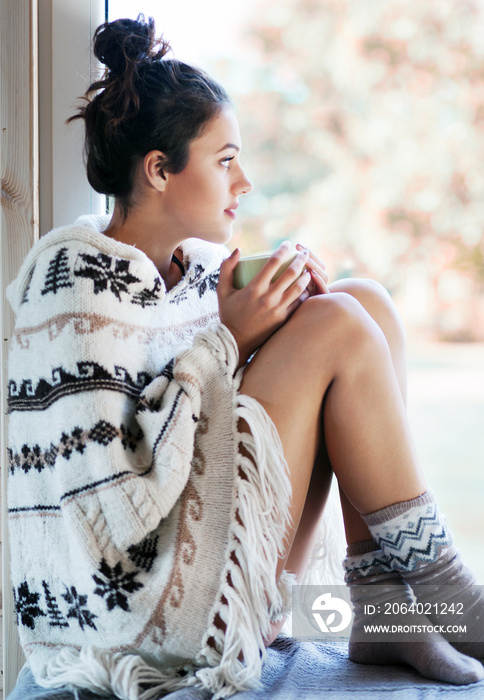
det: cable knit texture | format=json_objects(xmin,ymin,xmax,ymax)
[{"xmin": 6, "ymin": 215, "xmax": 293, "ymax": 699}]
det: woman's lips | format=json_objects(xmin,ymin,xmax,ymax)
[{"xmin": 224, "ymin": 203, "xmax": 238, "ymax": 219}]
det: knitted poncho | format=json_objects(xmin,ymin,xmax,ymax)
[{"xmin": 6, "ymin": 215, "xmax": 293, "ymax": 699}]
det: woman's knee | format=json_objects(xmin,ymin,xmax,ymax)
[
  {"xmin": 293, "ymin": 290, "xmax": 387, "ymax": 352},
  {"xmin": 245, "ymin": 293, "xmax": 388, "ymax": 395},
  {"xmin": 329, "ymin": 278, "xmax": 395, "ymax": 318},
  {"xmin": 328, "ymin": 278, "xmax": 406, "ymax": 351}
]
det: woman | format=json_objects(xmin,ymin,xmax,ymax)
[{"xmin": 6, "ymin": 14, "xmax": 483, "ymax": 700}]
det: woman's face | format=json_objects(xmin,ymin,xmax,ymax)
[{"xmin": 160, "ymin": 106, "xmax": 253, "ymax": 244}]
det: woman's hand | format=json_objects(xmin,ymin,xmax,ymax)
[
  {"xmin": 295, "ymin": 243, "xmax": 330, "ymax": 296},
  {"xmin": 217, "ymin": 242, "xmax": 312, "ymax": 366}
]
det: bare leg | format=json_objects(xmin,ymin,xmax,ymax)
[
  {"xmin": 241, "ymin": 292, "xmax": 424, "ymax": 547},
  {"xmin": 239, "ymin": 291, "xmax": 483, "ymax": 683},
  {"xmin": 263, "ymin": 281, "xmax": 407, "ymax": 639},
  {"xmin": 239, "ymin": 288, "xmax": 416, "ymax": 585},
  {"xmin": 334, "ymin": 283, "xmax": 484, "ymax": 665},
  {"xmin": 329, "ymin": 279, "xmax": 407, "ymax": 545}
]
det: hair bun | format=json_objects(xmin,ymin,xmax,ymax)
[{"xmin": 93, "ymin": 14, "xmax": 170, "ymax": 77}]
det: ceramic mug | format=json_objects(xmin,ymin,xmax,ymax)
[{"xmin": 233, "ymin": 251, "xmax": 299, "ymax": 289}]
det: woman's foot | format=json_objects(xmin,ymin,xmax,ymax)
[
  {"xmin": 349, "ymin": 638, "xmax": 484, "ymax": 685},
  {"xmin": 345, "ymin": 541, "xmax": 484, "ymax": 685},
  {"xmin": 362, "ymin": 491, "xmax": 484, "ymax": 660}
]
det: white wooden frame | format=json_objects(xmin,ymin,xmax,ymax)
[
  {"xmin": 1, "ymin": 1, "xmax": 104, "ymax": 695},
  {"xmin": 1, "ymin": 2, "xmax": 39, "ymax": 694}
]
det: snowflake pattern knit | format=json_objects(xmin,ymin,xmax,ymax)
[{"xmin": 6, "ymin": 215, "xmax": 293, "ymax": 700}]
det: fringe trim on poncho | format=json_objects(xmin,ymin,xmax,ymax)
[{"xmin": 33, "ymin": 349, "xmax": 293, "ymax": 700}]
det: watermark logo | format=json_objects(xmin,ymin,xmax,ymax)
[
  {"xmin": 291, "ymin": 585, "xmax": 354, "ymax": 641},
  {"xmin": 292, "ymin": 583, "xmax": 482, "ymax": 643},
  {"xmin": 311, "ymin": 592, "xmax": 352, "ymax": 634}
]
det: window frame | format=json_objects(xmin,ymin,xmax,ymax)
[
  {"xmin": 1, "ymin": 1, "xmax": 105, "ymax": 694},
  {"xmin": 41, "ymin": 0, "xmax": 106, "ymax": 233}
]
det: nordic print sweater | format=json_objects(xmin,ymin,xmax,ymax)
[{"xmin": 6, "ymin": 215, "xmax": 292, "ymax": 699}]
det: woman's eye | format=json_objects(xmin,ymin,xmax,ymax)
[{"xmin": 220, "ymin": 156, "xmax": 234, "ymax": 169}]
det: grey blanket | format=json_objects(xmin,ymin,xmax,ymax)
[{"xmin": 8, "ymin": 638, "xmax": 484, "ymax": 700}]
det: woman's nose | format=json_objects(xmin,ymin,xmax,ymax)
[{"xmin": 236, "ymin": 167, "xmax": 253, "ymax": 195}]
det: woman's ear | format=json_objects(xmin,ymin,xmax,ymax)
[{"xmin": 144, "ymin": 150, "xmax": 168, "ymax": 191}]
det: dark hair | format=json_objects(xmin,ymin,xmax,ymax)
[{"xmin": 68, "ymin": 14, "xmax": 230, "ymax": 217}]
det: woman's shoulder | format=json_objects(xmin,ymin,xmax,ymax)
[
  {"xmin": 6, "ymin": 215, "xmax": 160, "ymax": 316},
  {"xmin": 7, "ymin": 217, "xmax": 229, "ymax": 334},
  {"xmin": 163, "ymin": 238, "xmax": 228, "ymax": 310},
  {"xmin": 181, "ymin": 237, "xmax": 230, "ymax": 272}
]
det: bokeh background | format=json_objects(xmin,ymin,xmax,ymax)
[{"xmin": 109, "ymin": 0, "xmax": 484, "ymax": 578}]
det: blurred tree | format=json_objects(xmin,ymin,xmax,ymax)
[{"xmin": 222, "ymin": 0, "xmax": 484, "ymax": 340}]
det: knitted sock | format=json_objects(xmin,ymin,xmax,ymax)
[
  {"xmin": 344, "ymin": 540, "xmax": 484, "ymax": 685},
  {"xmin": 362, "ymin": 490, "xmax": 484, "ymax": 661}
]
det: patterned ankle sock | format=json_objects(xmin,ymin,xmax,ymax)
[
  {"xmin": 343, "ymin": 539, "xmax": 484, "ymax": 685},
  {"xmin": 362, "ymin": 490, "xmax": 484, "ymax": 660}
]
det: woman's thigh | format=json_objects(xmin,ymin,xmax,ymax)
[{"xmin": 239, "ymin": 292, "xmax": 377, "ymax": 566}]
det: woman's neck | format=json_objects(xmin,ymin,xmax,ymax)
[{"xmin": 103, "ymin": 203, "xmax": 184, "ymax": 290}]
